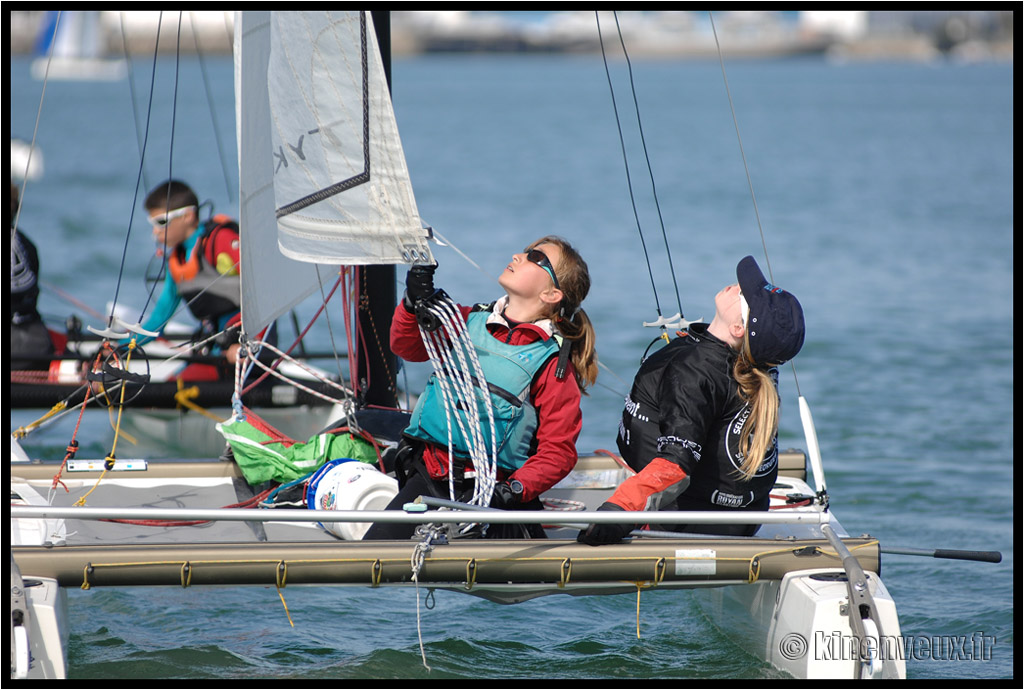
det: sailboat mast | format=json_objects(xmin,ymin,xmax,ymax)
[{"xmin": 358, "ymin": 10, "xmax": 399, "ymax": 408}]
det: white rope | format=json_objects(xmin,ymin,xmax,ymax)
[
  {"xmin": 415, "ymin": 295, "xmax": 499, "ymax": 508},
  {"xmin": 410, "ymin": 528, "xmax": 441, "ymax": 672},
  {"xmin": 229, "ymin": 338, "xmax": 355, "ymax": 409}
]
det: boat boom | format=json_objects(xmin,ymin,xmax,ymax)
[{"xmin": 11, "ymin": 505, "xmax": 831, "ymax": 526}]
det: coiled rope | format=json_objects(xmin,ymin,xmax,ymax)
[
  {"xmin": 408, "ymin": 291, "xmax": 507, "ymax": 670},
  {"xmin": 415, "ymin": 295, "xmax": 499, "ymax": 508}
]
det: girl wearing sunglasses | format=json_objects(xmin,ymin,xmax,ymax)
[{"xmin": 364, "ymin": 236, "xmax": 597, "ymax": 540}]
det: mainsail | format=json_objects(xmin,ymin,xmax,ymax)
[{"xmin": 235, "ymin": 11, "xmax": 432, "ymax": 336}]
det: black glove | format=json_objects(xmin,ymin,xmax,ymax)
[
  {"xmin": 214, "ymin": 324, "xmax": 240, "ymax": 350},
  {"xmin": 404, "ymin": 262, "xmax": 438, "ymax": 311},
  {"xmin": 489, "ymin": 480, "xmax": 524, "ymax": 510},
  {"xmin": 577, "ymin": 502, "xmax": 635, "ymax": 546}
]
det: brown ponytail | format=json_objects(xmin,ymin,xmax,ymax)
[{"xmin": 527, "ymin": 235, "xmax": 598, "ymax": 392}]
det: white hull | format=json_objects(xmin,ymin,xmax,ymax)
[
  {"xmin": 11, "ymin": 479, "xmax": 70, "ymax": 680},
  {"xmin": 695, "ymin": 568, "xmax": 905, "ymax": 679},
  {"xmin": 9, "ymin": 571, "xmax": 67, "ymax": 681}
]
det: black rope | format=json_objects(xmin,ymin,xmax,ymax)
[
  {"xmin": 595, "ymin": 11, "xmax": 662, "ymax": 320},
  {"xmin": 138, "ymin": 12, "xmax": 185, "ymax": 326},
  {"xmin": 107, "ymin": 12, "xmax": 164, "ymax": 326},
  {"xmin": 611, "ymin": 12, "xmax": 685, "ymax": 322}
]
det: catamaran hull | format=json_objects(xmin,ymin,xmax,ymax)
[
  {"xmin": 695, "ymin": 568, "xmax": 905, "ymax": 679},
  {"xmin": 10, "ymin": 571, "xmax": 68, "ymax": 681}
]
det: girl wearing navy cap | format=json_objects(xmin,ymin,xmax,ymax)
[{"xmin": 579, "ymin": 255, "xmax": 804, "ymax": 542}]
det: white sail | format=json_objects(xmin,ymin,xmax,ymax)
[
  {"xmin": 236, "ymin": 12, "xmax": 316, "ymax": 336},
  {"xmin": 269, "ymin": 12, "xmax": 431, "ymax": 266},
  {"xmin": 235, "ymin": 11, "xmax": 432, "ymax": 336}
]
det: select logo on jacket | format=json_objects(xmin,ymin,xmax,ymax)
[{"xmin": 725, "ymin": 403, "xmax": 778, "ymax": 477}]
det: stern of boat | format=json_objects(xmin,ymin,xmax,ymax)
[{"xmin": 766, "ymin": 568, "xmax": 905, "ymax": 679}]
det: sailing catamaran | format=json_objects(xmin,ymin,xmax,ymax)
[
  {"xmin": 12, "ymin": 11, "xmax": 1000, "ymax": 681},
  {"xmin": 11, "ymin": 318, "xmax": 348, "ymax": 459}
]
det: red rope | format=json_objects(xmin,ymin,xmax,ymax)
[
  {"xmin": 240, "ymin": 405, "xmax": 300, "ymax": 446},
  {"xmin": 594, "ymin": 448, "xmax": 636, "ymax": 474},
  {"xmin": 49, "ymin": 348, "xmax": 108, "ymax": 493},
  {"xmin": 341, "ymin": 266, "xmax": 362, "ymax": 397},
  {"xmin": 240, "ymin": 271, "xmax": 345, "ymax": 396},
  {"xmin": 11, "ymin": 370, "xmax": 59, "ymax": 384},
  {"xmin": 100, "ymin": 486, "xmax": 276, "ymax": 527}
]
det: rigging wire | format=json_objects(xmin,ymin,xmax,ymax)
[
  {"xmin": 707, "ymin": 11, "xmax": 802, "ymax": 396},
  {"xmin": 594, "ymin": 12, "xmax": 663, "ymax": 322},
  {"xmin": 107, "ymin": 12, "xmax": 165, "ymax": 325},
  {"xmin": 119, "ymin": 12, "xmax": 150, "ymax": 194},
  {"xmin": 609, "ymin": 11, "xmax": 685, "ymax": 321},
  {"xmin": 314, "ymin": 264, "xmax": 356, "ymax": 405},
  {"xmin": 110, "ymin": 12, "xmax": 236, "ymax": 342},
  {"xmin": 708, "ymin": 14, "xmax": 774, "ymax": 285},
  {"xmin": 12, "ymin": 11, "xmax": 60, "ymax": 242},
  {"xmin": 189, "ymin": 11, "xmax": 235, "ymax": 203},
  {"xmin": 138, "ymin": 12, "xmax": 185, "ymax": 323}
]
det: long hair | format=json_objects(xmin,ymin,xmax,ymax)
[
  {"xmin": 732, "ymin": 332, "xmax": 780, "ymax": 480},
  {"xmin": 527, "ymin": 235, "xmax": 598, "ymax": 392}
]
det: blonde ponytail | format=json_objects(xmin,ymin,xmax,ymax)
[{"xmin": 732, "ymin": 335, "xmax": 779, "ymax": 480}]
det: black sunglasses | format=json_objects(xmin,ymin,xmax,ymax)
[{"xmin": 526, "ymin": 248, "xmax": 560, "ymax": 290}]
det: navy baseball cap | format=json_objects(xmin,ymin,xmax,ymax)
[{"xmin": 736, "ymin": 256, "xmax": 805, "ymax": 366}]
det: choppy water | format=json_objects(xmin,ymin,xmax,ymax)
[{"xmin": 10, "ymin": 47, "xmax": 1013, "ymax": 680}]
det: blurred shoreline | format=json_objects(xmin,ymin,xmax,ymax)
[{"xmin": 9, "ymin": 11, "xmax": 1015, "ymax": 63}]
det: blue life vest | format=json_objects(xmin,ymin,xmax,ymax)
[{"xmin": 404, "ymin": 309, "xmax": 560, "ymax": 471}]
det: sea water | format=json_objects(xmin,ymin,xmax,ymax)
[{"xmin": 10, "ymin": 50, "xmax": 1013, "ymax": 680}]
